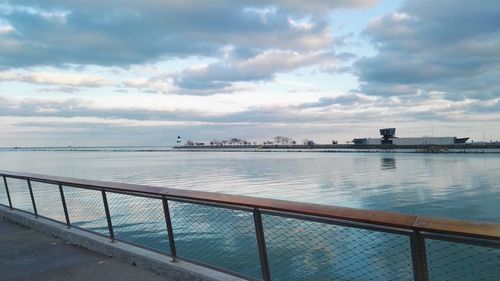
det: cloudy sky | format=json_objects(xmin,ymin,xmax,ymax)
[{"xmin": 0, "ymin": 0, "xmax": 499, "ymax": 146}]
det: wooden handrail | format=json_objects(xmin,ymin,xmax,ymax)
[
  {"xmin": 1, "ymin": 170, "xmax": 499, "ymax": 240},
  {"xmin": 413, "ymin": 216, "xmax": 500, "ymax": 241}
]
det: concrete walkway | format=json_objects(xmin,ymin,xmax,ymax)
[{"xmin": 0, "ymin": 217, "xmax": 168, "ymax": 281}]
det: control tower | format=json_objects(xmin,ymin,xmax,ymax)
[{"xmin": 380, "ymin": 128, "xmax": 396, "ymax": 144}]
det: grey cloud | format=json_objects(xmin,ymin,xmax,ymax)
[
  {"xmin": 465, "ymin": 100, "xmax": 500, "ymax": 114},
  {"xmin": 0, "ymin": 0, "xmax": 374, "ymax": 68},
  {"xmin": 122, "ymin": 75, "xmax": 250, "ymax": 95},
  {"xmin": 172, "ymin": 51, "xmax": 337, "ymax": 91},
  {"xmin": 402, "ymin": 111, "xmax": 455, "ymax": 122},
  {"xmin": 297, "ymin": 94, "xmax": 374, "ymax": 108},
  {"xmin": 0, "ymin": 96, "xmax": 202, "ymax": 121},
  {"xmin": 354, "ymin": 0, "xmax": 500, "ymax": 101},
  {"xmin": 279, "ymin": 0, "xmax": 377, "ymax": 13},
  {"xmin": 2, "ymin": 95, "xmax": 493, "ymax": 126},
  {"xmin": 355, "ymin": 81, "xmax": 418, "ymax": 97},
  {"xmin": 38, "ymin": 86, "xmax": 82, "ymax": 93},
  {"xmin": 0, "ymin": 95, "xmax": 383, "ymax": 125}
]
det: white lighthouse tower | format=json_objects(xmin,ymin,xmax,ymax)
[{"xmin": 176, "ymin": 136, "xmax": 182, "ymax": 145}]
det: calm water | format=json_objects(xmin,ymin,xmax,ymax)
[
  {"xmin": 0, "ymin": 150, "xmax": 499, "ymax": 280},
  {"xmin": 0, "ymin": 150, "xmax": 498, "ymax": 222}
]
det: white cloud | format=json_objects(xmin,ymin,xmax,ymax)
[
  {"xmin": 0, "ymin": 25, "xmax": 14, "ymax": 34},
  {"xmin": 0, "ymin": 71, "xmax": 113, "ymax": 87}
]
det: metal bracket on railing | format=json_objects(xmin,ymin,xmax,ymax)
[
  {"xmin": 253, "ymin": 208, "xmax": 271, "ymax": 281},
  {"xmin": 3, "ymin": 175, "xmax": 13, "ymax": 210},
  {"xmin": 102, "ymin": 190, "xmax": 115, "ymax": 243},
  {"xmin": 58, "ymin": 184, "xmax": 71, "ymax": 228},
  {"xmin": 27, "ymin": 179, "xmax": 38, "ymax": 218},
  {"xmin": 162, "ymin": 196, "xmax": 178, "ymax": 262},
  {"xmin": 410, "ymin": 230, "xmax": 429, "ymax": 281}
]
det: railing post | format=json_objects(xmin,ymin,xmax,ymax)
[
  {"xmin": 162, "ymin": 196, "xmax": 177, "ymax": 262},
  {"xmin": 2, "ymin": 175, "xmax": 13, "ymax": 210},
  {"xmin": 410, "ymin": 230, "xmax": 429, "ymax": 281},
  {"xmin": 58, "ymin": 184, "xmax": 71, "ymax": 228},
  {"xmin": 101, "ymin": 190, "xmax": 115, "ymax": 243},
  {"xmin": 27, "ymin": 179, "xmax": 38, "ymax": 217},
  {"xmin": 253, "ymin": 208, "xmax": 271, "ymax": 281}
]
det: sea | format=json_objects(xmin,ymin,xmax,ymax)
[
  {"xmin": 0, "ymin": 148, "xmax": 498, "ymax": 280},
  {"xmin": 0, "ymin": 147, "xmax": 498, "ymax": 223}
]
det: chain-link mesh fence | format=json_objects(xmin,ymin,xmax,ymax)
[
  {"xmin": 0, "ymin": 177, "xmax": 8, "ymax": 206},
  {"xmin": 106, "ymin": 192, "xmax": 169, "ymax": 253},
  {"xmin": 63, "ymin": 185, "xmax": 109, "ymax": 235},
  {"xmin": 30, "ymin": 180, "xmax": 66, "ymax": 223},
  {"xmin": 262, "ymin": 214, "xmax": 414, "ymax": 281},
  {"xmin": 169, "ymin": 200, "xmax": 261, "ymax": 279},
  {"xmin": 426, "ymin": 238, "xmax": 500, "ymax": 281},
  {"xmin": 1, "ymin": 172, "xmax": 499, "ymax": 281},
  {"xmin": 5, "ymin": 177, "xmax": 33, "ymax": 213}
]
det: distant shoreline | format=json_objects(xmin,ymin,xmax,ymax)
[
  {"xmin": 172, "ymin": 143, "xmax": 500, "ymax": 153},
  {"xmin": 172, "ymin": 148, "xmax": 500, "ymax": 154},
  {"xmin": 175, "ymin": 143, "xmax": 500, "ymax": 149},
  {"xmin": 1, "ymin": 144, "xmax": 499, "ymax": 153}
]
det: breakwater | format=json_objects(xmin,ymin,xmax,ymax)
[{"xmin": 174, "ymin": 143, "xmax": 500, "ymax": 153}]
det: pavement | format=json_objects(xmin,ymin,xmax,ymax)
[{"xmin": 0, "ymin": 216, "xmax": 168, "ymax": 281}]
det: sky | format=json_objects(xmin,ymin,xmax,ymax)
[{"xmin": 0, "ymin": 0, "xmax": 499, "ymax": 146}]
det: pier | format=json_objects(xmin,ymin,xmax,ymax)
[{"xmin": 1, "ymin": 170, "xmax": 499, "ymax": 281}]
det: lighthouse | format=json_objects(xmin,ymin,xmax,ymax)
[{"xmin": 176, "ymin": 136, "xmax": 182, "ymax": 145}]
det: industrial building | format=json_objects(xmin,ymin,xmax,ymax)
[{"xmin": 353, "ymin": 128, "xmax": 469, "ymax": 145}]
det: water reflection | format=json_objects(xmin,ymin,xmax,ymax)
[
  {"xmin": 381, "ymin": 157, "xmax": 396, "ymax": 170},
  {"xmin": 0, "ymin": 151, "xmax": 498, "ymax": 222},
  {"xmin": 1, "ymin": 151, "xmax": 499, "ymax": 280}
]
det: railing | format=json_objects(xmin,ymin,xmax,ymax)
[{"xmin": 0, "ymin": 170, "xmax": 498, "ymax": 281}]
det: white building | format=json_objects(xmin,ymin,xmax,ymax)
[
  {"xmin": 353, "ymin": 128, "xmax": 469, "ymax": 145},
  {"xmin": 392, "ymin": 137, "xmax": 457, "ymax": 145}
]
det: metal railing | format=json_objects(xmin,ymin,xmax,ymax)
[{"xmin": 0, "ymin": 170, "xmax": 498, "ymax": 281}]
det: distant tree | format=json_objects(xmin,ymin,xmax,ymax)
[
  {"xmin": 303, "ymin": 139, "xmax": 315, "ymax": 146},
  {"xmin": 227, "ymin": 137, "xmax": 248, "ymax": 145},
  {"xmin": 210, "ymin": 140, "xmax": 221, "ymax": 146},
  {"xmin": 282, "ymin": 137, "xmax": 293, "ymax": 145},
  {"xmin": 274, "ymin": 136, "xmax": 293, "ymax": 145},
  {"xmin": 185, "ymin": 140, "xmax": 194, "ymax": 146}
]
